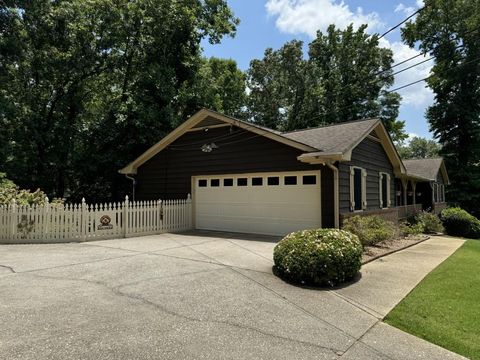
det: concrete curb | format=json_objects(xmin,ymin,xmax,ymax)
[{"xmin": 361, "ymin": 235, "xmax": 431, "ymax": 265}]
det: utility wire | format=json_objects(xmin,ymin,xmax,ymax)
[
  {"xmin": 375, "ymin": 26, "xmax": 480, "ymax": 77},
  {"xmin": 378, "ymin": 7, "xmax": 424, "ymax": 39},
  {"xmin": 386, "ymin": 55, "xmax": 480, "ymax": 93}
]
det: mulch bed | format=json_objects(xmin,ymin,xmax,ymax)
[{"xmin": 361, "ymin": 235, "xmax": 430, "ymax": 264}]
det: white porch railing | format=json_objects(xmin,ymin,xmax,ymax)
[{"xmin": 0, "ymin": 195, "xmax": 192, "ymax": 244}]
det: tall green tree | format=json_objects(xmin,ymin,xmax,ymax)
[
  {"xmin": 247, "ymin": 25, "xmax": 406, "ymax": 141},
  {"xmin": 402, "ymin": 0, "xmax": 480, "ymax": 214},
  {"xmin": 177, "ymin": 57, "xmax": 246, "ymax": 120},
  {"xmin": 397, "ymin": 136, "xmax": 442, "ymax": 159},
  {"xmin": 0, "ymin": 0, "xmax": 239, "ymax": 201}
]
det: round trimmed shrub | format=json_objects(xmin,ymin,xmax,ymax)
[
  {"xmin": 273, "ymin": 229, "xmax": 363, "ymax": 287},
  {"xmin": 441, "ymin": 207, "xmax": 480, "ymax": 239}
]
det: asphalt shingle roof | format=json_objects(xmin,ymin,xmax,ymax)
[
  {"xmin": 281, "ymin": 119, "xmax": 379, "ymax": 153},
  {"xmin": 403, "ymin": 158, "xmax": 444, "ymax": 181}
]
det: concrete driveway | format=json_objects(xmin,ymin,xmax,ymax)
[{"xmin": 0, "ymin": 231, "xmax": 465, "ymax": 360}]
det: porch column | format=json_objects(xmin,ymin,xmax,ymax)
[
  {"xmin": 412, "ymin": 181, "xmax": 417, "ymax": 205},
  {"xmin": 429, "ymin": 182, "xmax": 435, "ymax": 213},
  {"xmin": 402, "ymin": 179, "xmax": 408, "ymax": 208}
]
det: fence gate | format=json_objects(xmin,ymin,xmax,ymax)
[{"xmin": 0, "ymin": 195, "xmax": 192, "ymax": 244}]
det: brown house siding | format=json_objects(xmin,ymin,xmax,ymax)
[
  {"xmin": 338, "ymin": 137, "xmax": 395, "ymax": 213},
  {"xmin": 135, "ymin": 126, "xmax": 336, "ymax": 227}
]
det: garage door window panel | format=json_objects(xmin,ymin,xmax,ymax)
[
  {"xmin": 284, "ymin": 176, "xmax": 297, "ymax": 185},
  {"xmin": 252, "ymin": 177, "xmax": 263, "ymax": 186},
  {"xmin": 268, "ymin": 176, "xmax": 279, "ymax": 186},
  {"xmin": 237, "ymin": 178, "xmax": 248, "ymax": 186},
  {"xmin": 302, "ymin": 175, "xmax": 316, "ymax": 185}
]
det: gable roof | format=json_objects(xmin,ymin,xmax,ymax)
[
  {"xmin": 119, "ymin": 109, "xmax": 316, "ymax": 174},
  {"xmin": 403, "ymin": 158, "xmax": 450, "ymax": 184},
  {"xmin": 119, "ymin": 108, "xmax": 406, "ymax": 176},
  {"xmin": 283, "ymin": 119, "xmax": 379, "ymax": 155}
]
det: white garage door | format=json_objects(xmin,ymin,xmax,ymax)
[{"xmin": 193, "ymin": 171, "xmax": 321, "ymax": 236}]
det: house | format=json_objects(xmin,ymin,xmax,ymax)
[{"xmin": 119, "ymin": 109, "xmax": 449, "ymax": 236}]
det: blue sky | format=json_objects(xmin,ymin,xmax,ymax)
[{"xmin": 203, "ymin": 0, "xmax": 432, "ymax": 140}]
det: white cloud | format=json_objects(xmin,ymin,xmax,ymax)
[
  {"xmin": 416, "ymin": 0, "xmax": 424, "ymax": 7},
  {"xmin": 394, "ymin": 3, "xmax": 415, "ymax": 16},
  {"xmin": 265, "ymin": 0, "xmax": 383, "ymax": 38},
  {"xmin": 388, "ymin": 41, "xmax": 434, "ymax": 108},
  {"xmin": 265, "ymin": 0, "xmax": 433, "ymax": 108}
]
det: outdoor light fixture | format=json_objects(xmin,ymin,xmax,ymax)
[{"xmin": 201, "ymin": 143, "xmax": 218, "ymax": 153}]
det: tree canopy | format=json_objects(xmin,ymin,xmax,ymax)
[
  {"xmin": 397, "ymin": 137, "xmax": 442, "ymax": 159},
  {"xmin": 0, "ymin": 0, "xmax": 239, "ymax": 201},
  {"xmin": 247, "ymin": 25, "xmax": 406, "ymax": 141},
  {"xmin": 1, "ymin": 3, "xmax": 418, "ymax": 202},
  {"xmin": 402, "ymin": 0, "xmax": 480, "ymax": 215}
]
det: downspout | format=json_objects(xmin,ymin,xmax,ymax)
[
  {"xmin": 125, "ymin": 174, "xmax": 136, "ymax": 202},
  {"xmin": 326, "ymin": 161, "xmax": 340, "ymax": 228}
]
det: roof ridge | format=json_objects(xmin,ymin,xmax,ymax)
[
  {"xmin": 281, "ymin": 118, "xmax": 380, "ymax": 134},
  {"xmin": 403, "ymin": 157, "xmax": 444, "ymax": 162}
]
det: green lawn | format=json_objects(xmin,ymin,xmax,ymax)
[{"xmin": 385, "ymin": 240, "xmax": 480, "ymax": 359}]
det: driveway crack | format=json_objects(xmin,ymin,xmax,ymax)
[
  {"xmin": 0, "ymin": 264, "xmax": 16, "ymax": 273},
  {"xmin": 24, "ymin": 272, "xmax": 343, "ymax": 356}
]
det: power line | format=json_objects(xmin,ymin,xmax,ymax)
[
  {"xmin": 379, "ymin": 7, "xmax": 424, "ymax": 39},
  {"xmin": 376, "ymin": 26, "xmax": 480, "ymax": 77},
  {"xmin": 389, "ymin": 56, "xmax": 433, "ymax": 77},
  {"xmin": 386, "ymin": 55, "xmax": 480, "ymax": 93}
]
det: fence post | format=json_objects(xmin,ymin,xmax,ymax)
[
  {"xmin": 81, "ymin": 198, "xmax": 87, "ymax": 242},
  {"xmin": 123, "ymin": 195, "xmax": 129, "ymax": 238},
  {"xmin": 10, "ymin": 199, "xmax": 17, "ymax": 241},
  {"xmin": 43, "ymin": 197, "xmax": 50, "ymax": 240},
  {"xmin": 187, "ymin": 193, "xmax": 192, "ymax": 229}
]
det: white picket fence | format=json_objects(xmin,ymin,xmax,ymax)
[{"xmin": 0, "ymin": 195, "xmax": 192, "ymax": 244}]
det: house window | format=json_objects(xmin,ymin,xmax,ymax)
[
  {"xmin": 237, "ymin": 178, "xmax": 248, "ymax": 186},
  {"xmin": 267, "ymin": 176, "xmax": 279, "ymax": 186},
  {"xmin": 379, "ymin": 172, "xmax": 391, "ymax": 208},
  {"xmin": 210, "ymin": 179, "xmax": 220, "ymax": 187},
  {"xmin": 302, "ymin": 175, "xmax": 317, "ymax": 185},
  {"xmin": 350, "ymin": 167, "xmax": 367, "ymax": 211},
  {"xmin": 433, "ymin": 183, "xmax": 438, "ymax": 202},
  {"xmin": 284, "ymin": 176, "xmax": 297, "ymax": 185},
  {"xmin": 252, "ymin": 177, "xmax": 263, "ymax": 186},
  {"xmin": 223, "ymin": 178, "xmax": 233, "ymax": 187},
  {"xmin": 198, "ymin": 179, "xmax": 207, "ymax": 187}
]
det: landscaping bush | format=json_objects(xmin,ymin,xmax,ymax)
[
  {"xmin": 415, "ymin": 211, "xmax": 444, "ymax": 234},
  {"xmin": 342, "ymin": 215, "xmax": 396, "ymax": 246},
  {"xmin": 399, "ymin": 221, "xmax": 423, "ymax": 237},
  {"xmin": 273, "ymin": 229, "xmax": 362, "ymax": 287},
  {"xmin": 440, "ymin": 207, "xmax": 480, "ymax": 239}
]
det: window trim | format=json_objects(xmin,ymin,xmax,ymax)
[
  {"xmin": 379, "ymin": 172, "xmax": 391, "ymax": 209},
  {"xmin": 350, "ymin": 166, "xmax": 367, "ymax": 212}
]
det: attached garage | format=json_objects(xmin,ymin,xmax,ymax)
[
  {"xmin": 193, "ymin": 171, "xmax": 321, "ymax": 236},
  {"xmin": 120, "ymin": 109, "xmax": 410, "ymax": 234}
]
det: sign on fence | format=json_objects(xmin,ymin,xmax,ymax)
[{"xmin": 0, "ymin": 195, "xmax": 192, "ymax": 243}]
